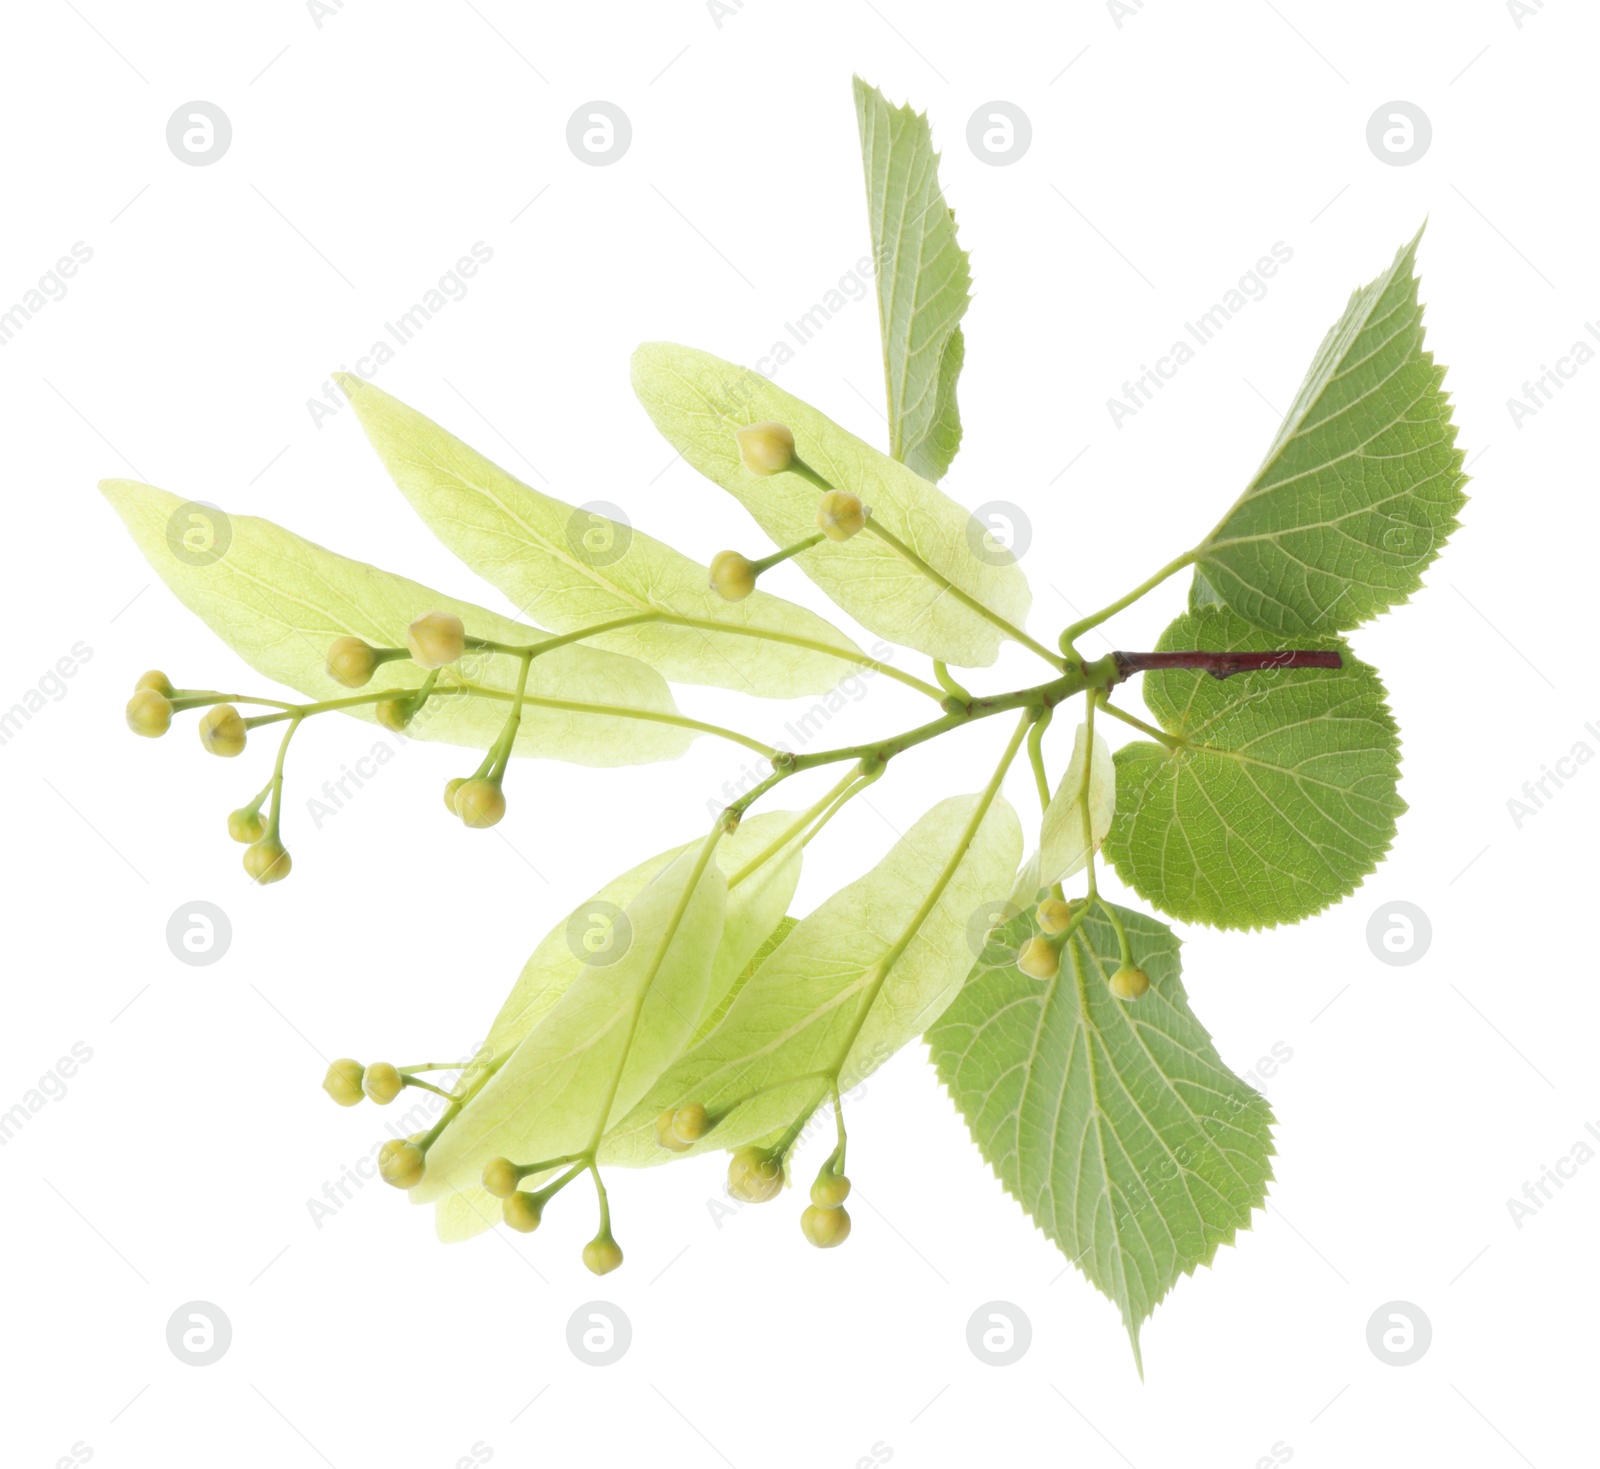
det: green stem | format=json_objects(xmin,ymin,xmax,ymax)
[
  {"xmin": 1061, "ymin": 549, "xmax": 1196, "ymax": 650},
  {"xmin": 486, "ymin": 650, "xmax": 534, "ymax": 782},
  {"xmin": 864, "ymin": 518, "xmax": 1066, "ymax": 671},
  {"xmin": 478, "ymin": 609, "xmax": 943, "ymax": 702},
  {"xmin": 1080, "ymin": 693, "xmax": 1099, "ymax": 906},
  {"xmin": 750, "ymin": 531, "xmax": 827, "ymax": 575},
  {"xmin": 933, "ymin": 660, "xmax": 971, "ymax": 704},
  {"xmin": 1098, "ymin": 698, "xmax": 1183, "ymax": 751},
  {"xmin": 262, "ymin": 714, "xmax": 303, "ymax": 839},
  {"xmin": 726, "ymin": 766, "xmax": 862, "ymax": 890},
  {"xmin": 1026, "ymin": 705, "xmax": 1055, "ymax": 813}
]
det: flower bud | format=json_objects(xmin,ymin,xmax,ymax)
[
  {"xmin": 503, "ymin": 1190, "xmax": 542, "ymax": 1233},
  {"xmin": 322, "ymin": 1058, "xmax": 365, "ymax": 1107},
  {"xmin": 727, "ymin": 1146, "xmax": 783, "ymax": 1203},
  {"xmin": 655, "ymin": 1108, "xmax": 692, "ymax": 1154},
  {"xmin": 582, "ymin": 1236, "xmax": 624, "ymax": 1276},
  {"xmin": 454, "ymin": 777, "xmax": 506, "ymax": 829},
  {"xmin": 482, "ymin": 1157, "xmax": 521, "ymax": 1199},
  {"xmin": 1110, "ymin": 965, "xmax": 1151, "ymax": 1001},
  {"xmin": 243, "ymin": 836, "xmax": 292, "ymax": 885},
  {"xmin": 443, "ymin": 777, "xmax": 466, "ymax": 815},
  {"xmin": 363, "ymin": 1061, "xmax": 404, "ymax": 1105},
  {"xmin": 1017, "ymin": 935, "xmax": 1060, "ymax": 980},
  {"xmin": 810, "ymin": 1170, "xmax": 851, "ymax": 1210},
  {"xmin": 125, "ymin": 688, "xmax": 172, "ymax": 738},
  {"xmin": 671, "ymin": 1102, "xmax": 710, "ymax": 1145},
  {"xmin": 708, "ymin": 550, "xmax": 758, "ymax": 603},
  {"xmin": 1036, "ymin": 898, "xmax": 1074, "ymax": 935},
  {"xmin": 227, "ymin": 807, "xmax": 265, "ymax": 844},
  {"xmin": 376, "ymin": 698, "xmax": 411, "ymax": 733},
  {"xmin": 378, "ymin": 1138, "xmax": 425, "ymax": 1189},
  {"xmin": 135, "ymin": 670, "xmax": 173, "ymax": 695},
  {"xmin": 735, "ymin": 421, "xmax": 795, "ymax": 476},
  {"xmin": 198, "ymin": 703, "xmax": 247, "ymax": 757},
  {"xmin": 816, "ymin": 490, "xmax": 866, "ymax": 542},
  {"xmin": 326, "ymin": 636, "xmax": 380, "ymax": 688},
  {"xmin": 800, "ymin": 1203, "xmax": 852, "ymax": 1249},
  {"xmin": 406, "ymin": 611, "xmax": 466, "ymax": 669}
]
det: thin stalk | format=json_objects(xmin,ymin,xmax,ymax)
[
  {"xmin": 1098, "ymin": 698, "xmax": 1183, "ymax": 751},
  {"xmin": 1061, "ymin": 549, "xmax": 1196, "ymax": 648},
  {"xmin": 726, "ymin": 767, "xmax": 862, "ymax": 890},
  {"xmin": 864, "ymin": 518, "xmax": 1066, "ymax": 671},
  {"xmin": 749, "ymin": 531, "xmax": 826, "ymax": 574}
]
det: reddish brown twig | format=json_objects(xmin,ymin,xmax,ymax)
[{"xmin": 1109, "ymin": 649, "xmax": 1343, "ymax": 685}]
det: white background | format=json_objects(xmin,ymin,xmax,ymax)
[{"xmin": 2, "ymin": 2, "xmax": 1594, "ymax": 1466}]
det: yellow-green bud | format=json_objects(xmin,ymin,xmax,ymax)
[
  {"xmin": 375, "ymin": 698, "xmax": 411, "ymax": 733},
  {"xmin": 198, "ymin": 703, "xmax": 247, "ymax": 757},
  {"xmin": 1110, "ymin": 965, "xmax": 1151, "ymax": 1001},
  {"xmin": 243, "ymin": 837, "xmax": 292, "ymax": 885},
  {"xmin": 727, "ymin": 1146, "xmax": 783, "ymax": 1203},
  {"xmin": 135, "ymin": 669, "xmax": 173, "ymax": 695},
  {"xmin": 227, "ymin": 807, "xmax": 264, "ymax": 844},
  {"xmin": 1036, "ymin": 898, "xmax": 1074, "ymax": 935},
  {"xmin": 454, "ymin": 777, "xmax": 506, "ymax": 829},
  {"xmin": 708, "ymin": 550, "xmax": 758, "ymax": 602},
  {"xmin": 326, "ymin": 636, "xmax": 379, "ymax": 688},
  {"xmin": 363, "ymin": 1061, "xmax": 404, "ymax": 1105},
  {"xmin": 125, "ymin": 688, "xmax": 172, "ymax": 738},
  {"xmin": 322, "ymin": 1058, "xmax": 365, "ymax": 1107},
  {"xmin": 406, "ymin": 611, "xmax": 466, "ymax": 669},
  {"xmin": 482, "ymin": 1157, "xmax": 521, "ymax": 1199},
  {"xmin": 800, "ymin": 1202, "xmax": 852, "ymax": 1248},
  {"xmin": 378, "ymin": 1138, "xmax": 425, "ymax": 1189},
  {"xmin": 582, "ymin": 1237, "xmax": 624, "ymax": 1276},
  {"xmin": 810, "ymin": 1170, "xmax": 851, "ymax": 1209},
  {"xmin": 816, "ymin": 490, "xmax": 866, "ymax": 542},
  {"xmin": 503, "ymin": 1190, "xmax": 542, "ymax": 1233},
  {"xmin": 655, "ymin": 1108, "xmax": 692, "ymax": 1154},
  {"xmin": 735, "ymin": 420, "xmax": 795, "ymax": 476},
  {"xmin": 443, "ymin": 777, "xmax": 466, "ymax": 815},
  {"xmin": 671, "ymin": 1102, "xmax": 710, "ymax": 1145},
  {"xmin": 1017, "ymin": 935, "xmax": 1060, "ymax": 980}
]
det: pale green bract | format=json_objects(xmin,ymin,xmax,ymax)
[
  {"xmin": 100, "ymin": 479, "xmax": 692, "ymax": 766},
  {"xmin": 853, "ymin": 76, "xmax": 970, "ymax": 483},
  {"xmin": 600, "ymin": 792, "xmax": 1022, "ymax": 1166},
  {"xmin": 1193, "ymin": 229, "xmax": 1467, "ymax": 635},
  {"xmin": 474, "ymin": 811, "xmax": 805, "ymax": 1069},
  {"xmin": 1038, "ymin": 722, "xmax": 1115, "ymax": 888},
  {"xmin": 1104, "ymin": 607, "xmax": 1404, "ymax": 929},
  {"xmin": 336, "ymin": 375, "xmax": 868, "ymax": 699},
  {"xmin": 434, "ymin": 813, "xmax": 804, "ymax": 1242},
  {"xmin": 415, "ymin": 843, "xmax": 728, "ymax": 1203},
  {"xmin": 927, "ymin": 904, "xmax": 1274, "ymax": 1371},
  {"xmin": 630, "ymin": 343, "xmax": 1033, "ymax": 668}
]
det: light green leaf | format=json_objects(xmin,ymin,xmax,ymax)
[
  {"xmin": 101, "ymin": 479, "xmax": 691, "ymax": 767},
  {"xmin": 1038, "ymin": 722, "xmax": 1115, "ymax": 887},
  {"xmin": 927, "ymin": 903, "xmax": 1274, "ymax": 1369},
  {"xmin": 416, "ymin": 841, "xmax": 729, "ymax": 1203},
  {"xmin": 1193, "ymin": 228, "xmax": 1467, "ymax": 634},
  {"xmin": 1187, "ymin": 567, "xmax": 1225, "ymax": 611},
  {"xmin": 337, "ymin": 375, "xmax": 865, "ymax": 699},
  {"xmin": 691, "ymin": 914, "xmax": 798, "ymax": 1048},
  {"xmin": 1104, "ymin": 607, "xmax": 1404, "ymax": 929},
  {"xmin": 853, "ymin": 76, "xmax": 971, "ymax": 482},
  {"xmin": 600, "ymin": 792, "xmax": 1022, "ymax": 1166},
  {"xmin": 631, "ymin": 342, "xmax": 1033, "ymax": 668}
]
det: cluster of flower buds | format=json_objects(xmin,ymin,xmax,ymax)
[
  {"xmin": 321, "ymin": 1058, "xmax": 409, "ymax": 1107},
  {"xmin": 1014, "ymin": 898, "xmax": 1150, "ymax": 1000},
  {"xmin": 801, "ymin": 1157, "xmax": 852, "ymax": 1248}
]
